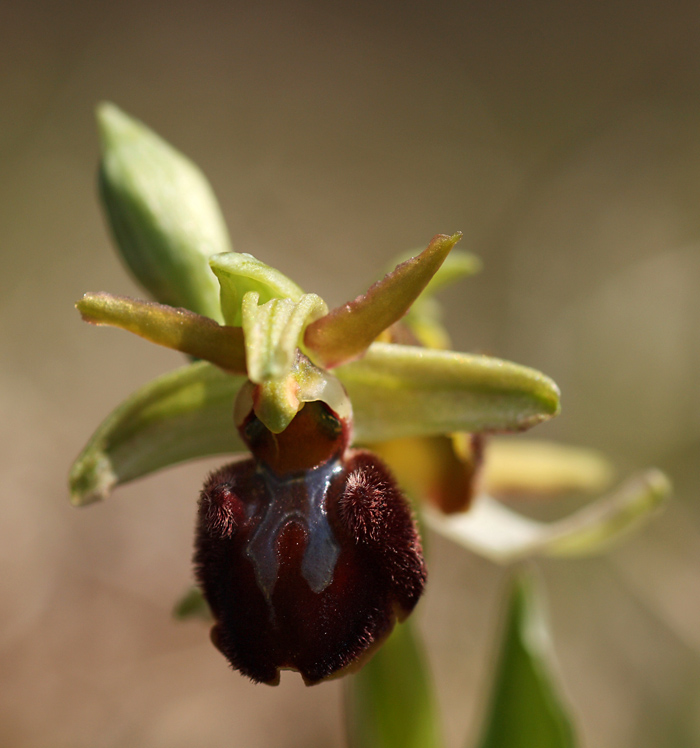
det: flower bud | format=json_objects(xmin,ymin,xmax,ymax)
[
  {"xmin": 97, "ymin": 103, "xmax": 230, "ymax": 321},
  {"xmin": 194, "ymin": 399, "xmax": 426, "ymax": 685}
]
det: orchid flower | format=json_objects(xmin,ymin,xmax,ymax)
[{"xmin": 70, "ymin": 104, "xmax": 669, "ymax": 692}]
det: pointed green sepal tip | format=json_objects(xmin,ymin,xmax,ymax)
[
  {"xmin": 96, "ymin": 102, "xmax": 230, "ymax": 321},
  {"xmin": 69, "ymin": 452, "xmax": 117, "ymax": 507},
  {"xmin": 209, "ymin": 252, "xmax": 306, "ymax": 327},
  {"xmin": 305, "ymin": 232, "xmax": 463, "ymax": 368},
  {"xmin": 385, "ymin": 246, "xmax": 482, "ymax": 299}
]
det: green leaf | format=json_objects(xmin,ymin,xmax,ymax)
[
  {"xmin": 173, "ymin": 586, "xmax": 212, "ymax": 621},
  {"xmin": 424, "ymin": 470, "xmax": 671, "ymax": 564},
  {"xmin": 345, "ymin": 620, "xmax": 444, "ymax": 748},
  {"xmin": 209, "ymin": 252, "xmax": 305, "ymax": 327},
  {"xmin": 305, "ymin": 233, "xmax": 462, "ymax": 368},
  {"xmin": 476, "ymin": 573, "xmax": 577, "ymax": 748},
  {"xmin": 336, "ymin": 343, "xmax": 560, "ymax": 443},
  {"xmin": 77, "ymin": 292, "xmax": 246, "ymax": 373},
  {"xmin": 97, "ymin": 103, "xmax": 230, "ymax": 322},
  {"xmin": 69, "ymin": 362, "xmax": 246, "ymax": 506}
]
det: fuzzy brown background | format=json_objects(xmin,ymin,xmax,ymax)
[{"xmin": 2, "ymin": 1, "xmax": 700, "ymax": 746}]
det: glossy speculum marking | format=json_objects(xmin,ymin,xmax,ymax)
[
  {"xmin": 247, "ymin": 459, "xmax": 343, "ymax": 600},
  {"xmin": 194, "ymin": 397, "xmax": 426, "ymax": 685}
]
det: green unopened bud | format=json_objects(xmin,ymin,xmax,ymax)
[{"xmin": 97, "ymin": 103, "xmax": 230, "ymax": 322}]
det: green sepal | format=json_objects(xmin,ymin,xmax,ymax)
[
  {"xmin": 336, "ymin": 342, "xmax": 560, "ymax": 443},
  {"xmin": 476, "ymin": 573, "xmax": 577, "ymax": 748},
  {"xmin": 97, "ymin": 103, "xmax": 229, "ymax": 321},
  {"xmin": 77, "ymin": 292, "xmax": 246, "ymax": 373},
  {"xmin": 69, "ymin": 361, "xmax": 246, "ymax": 506},
  {"xmin": 209, "ymin": 252, "xmax": 305, "ymax": 327},
  {"xmin": 345, "ymin": 620, "xmax": 444, "ymax": 748},
  {"xmin": 305, "ymin": 233, "xmax": 462, "ymax": 368},
  {"xmin": 241, "ymin": 291, "xmax": 328, "ymax": 383}
]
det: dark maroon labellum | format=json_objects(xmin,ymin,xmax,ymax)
[{"xmin": 194, "ymin": 399, "xmax": 426, "ymax": 685}]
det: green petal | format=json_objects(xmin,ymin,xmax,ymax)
[
  {"xmin": 405, "ymin": 250, "xmax": 482, "ymax": 349},
  {"xmin": 367, "ymin": 435, "xmax": 480, "ymax": 514},
  {"xmin": 69, "ymin": 362, "xmax": 246, "ymax": 506},
  {"xmin": 344, "ymin": 620, "xmax": 445, "ymax": 748},
  {"xmin": 476, "ymin": 574, "xmax": 578, "ymax": 748},
  {"xmin": 424, "ymin": 470, "xmax": 671, "ymax": 564},
  {"xmin": 542, "ymin": 469, "xmax": 671, "ymax": 557},
  {"xmin": 77, "ymin": 293, "xmax": 246, "ymax": 373},
  {"xmin": 97, "ymin": 103, "xmax": 229, "ymax": 321},
  {"xmin": 336, "ymin": 343, "xmax": 560, "ymax": 443},
  {"xmin": 241, "ymin": 291, "xmax": 328, "ymax": 383},
  {"xmin": 382, "ymin": 247, "xmax": 482, "ymax": 350},
  {"xmin": 383, "ymin": 247, "xmax": 482, "ymax": 299},
  {"xmin": 483, "ymin": 439, "xmax": 615, "ymax": 497},
  {"xmin": 402, "ymin": 303, "xmax": 453, "ymax": 349},
  {"xmin": 209, "ymin": 252, "xmax": 305, "ymax": 327},
  {"xmin": 305, "ymin": 233, "xmax": 462, "ymax": 368}
]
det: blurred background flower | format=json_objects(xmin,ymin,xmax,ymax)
[{"xmin": 2, "ymin": 1, "xmax": 699, "ymax": 746}]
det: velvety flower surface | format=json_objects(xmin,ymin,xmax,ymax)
[
  {"xmin": 71, "ymin": 104, "xmax": 668, "ymax": 686},
  {"xmin": 196, "ymin": 398, "xmax": 425, "ymax": 684}
]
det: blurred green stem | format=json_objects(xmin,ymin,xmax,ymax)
[{"xmin": 344, "ymin": 618, "xmax": 444, "ymax": 748}]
